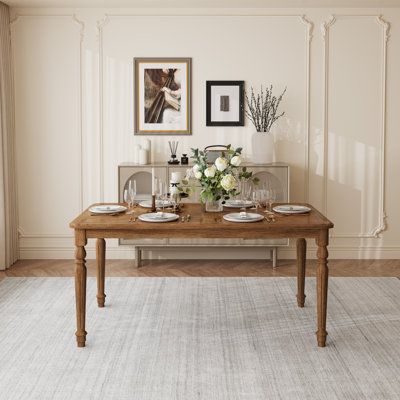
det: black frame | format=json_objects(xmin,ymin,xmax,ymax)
[{"xmin": 206, "ymin": 80, "xmax": 244, "ymax": 127}]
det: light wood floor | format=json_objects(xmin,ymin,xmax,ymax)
[{"xmin": 1, "ymin": 259, "xmax": 399, "ymax": 281}]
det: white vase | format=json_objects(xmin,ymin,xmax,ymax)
[{"xmin": 251, "ymin": 132, "xmax": 274, "ymax": 164}]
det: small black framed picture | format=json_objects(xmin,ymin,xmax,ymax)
[{"xmin": 206, "ymin": 80, "xmax": 244, "ymax": 126}]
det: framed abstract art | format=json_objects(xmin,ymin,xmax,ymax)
[{"xmin": 134, "ymin": 57, "xmax": 192, "ymax": 135}]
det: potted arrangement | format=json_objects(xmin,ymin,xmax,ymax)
[
  {"xmin": 191, "ymin": 145, "xmax": 255, "ymax": 212},
  {"xmin": 245, "ymin": 85, "xmax": 286, "ymax": 164}
]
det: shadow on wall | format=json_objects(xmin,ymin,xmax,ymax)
[
  {"xmin": 310, "ymin": 127, "xmax": 380, "ymax": 237},
  {"xmin": 274, "ymin": 117, "xmax": 307, "ymax": 202}
]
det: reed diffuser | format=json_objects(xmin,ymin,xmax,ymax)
[{"xmin": 168, "ymin": 141, "xmax": 179, "ymax": 164}]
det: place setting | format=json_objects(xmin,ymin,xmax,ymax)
[
  {"xmin": 223, "ymin": 211, "xmax": 264, "ymax": 223},
  {"xmin": 89, "ymin": 204, "xmax": 127, "ymax": 216}
]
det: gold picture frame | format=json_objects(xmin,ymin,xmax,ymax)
[{"xmin": 134, "ymin": 57, "xmax": 192, "ymax": 135}]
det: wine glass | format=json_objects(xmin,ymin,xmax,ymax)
[
  {"xmin": 266, "ymin": 189, "xmax": 276, "ymax": 212},
  {"xmin": 154, "ymin": 178, "xmax": 165, "ymax": 212},
  {"xmin": 128, "ymin": 180, "xmax": 136, "ymax": 211},
  {"xmin": 123, "ymin": 189, "xmax": 129, "ymax": 207},
  {"xmin": 158, "ymin": 180, "xmax": 167, "ymax": 213},
  {"xmin": 252, "ymin": 190, "xmax": 262, "ymax": 211},
  {"xmin": 240, "ymin": 180, "xmax": 252, "ymax": 214}
]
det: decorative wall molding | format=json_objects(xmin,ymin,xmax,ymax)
[
  {"xmin": 300, "ymin": 14, "xmax": 313, "ymax": 202},
  {"xmin": 96, "ymin": 16, "xmax": 110, "ymax": 203},
  {"xmin": 321, "ymin": 14, "xmax": 389, "ymax": 238},
  {"xmin": 11, "ymin": 14, "xmax": 85, "ymax": 233},
  {"xmin": 72, "ymin": 14, "xmax": 85, "ymax": 212}
]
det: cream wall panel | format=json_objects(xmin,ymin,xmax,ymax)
[
  {"xmin": 324, "ymin": 16, "xmax": 387, "ymax": 238},
  {"xmin": 13, "ymin": 16, "xmax": 82, "ymax": 236}
]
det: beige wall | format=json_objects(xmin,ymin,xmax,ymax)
[{"xmin": 10, "ymin": 7, "xmax": 400, "ymax": 259}]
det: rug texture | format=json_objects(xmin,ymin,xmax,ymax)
[{"xmin": 0, "ymin": 277, "xmax": 399, "ymax": 400}]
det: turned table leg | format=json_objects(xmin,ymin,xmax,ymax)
[
  {"xmin": 75, "ymin": 230, "xmax": 87, "ymax": 347},
  {"xmin": 134, "ymin": 246, "xmax": 142, "ymax": 268},
  {"xmin": 296, "ymin": 238, "xmax": 306, "ymax": 307},
  {"xmin": 316, "ymin": 230, "xmax": 329, "ymax": 347},
  {"xmin": 96, "ymin": 238, "xmax": 106, "ymax": 307}
]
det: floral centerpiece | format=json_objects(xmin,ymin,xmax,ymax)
[{"xmin": 191, "ymin": 145, "xmax": 256, "ymax": 212}]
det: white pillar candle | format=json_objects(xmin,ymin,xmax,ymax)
[
  {"xmin": 169, "ymin": 184, "xmax": 179, "ymax": 195},
  {"xmin": 170, "ymin": 171, "xmax": 182, "ymax": 183},
  {"xmin": 138, "ymin": 148, "xmax": 148, "ymax": 165},
  {"xmin": 134, "ymin": 144, "xmax": 141, "ymax": 164},
  {"xmin": 151, "ymin": 167, "xmax": 155, "ymax": 195},
  {"xmin": 142, "ymin": 139, "xmax": 151, "ymax": 164}
]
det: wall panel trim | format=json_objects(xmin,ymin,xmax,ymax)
[
  {"xmin": 11, "ymin": 13, "xmax": 85, "ymax": 236},
  {"xmin": 321, "ymin": 14, "xmax": 389, "ymax": 238}
]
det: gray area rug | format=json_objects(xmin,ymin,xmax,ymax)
[{"xmin": 0, "ymin": 277, "xmax": 399, "ymax": 400}]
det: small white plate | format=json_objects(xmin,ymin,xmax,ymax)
[
  {"xmin": 224, "ymin": 200, "xmax": 253, "ymax": 208},
  {"xmin": 223, "ymin": 212, "xmax": 264, "ymax": 223},
  {"xmin": 139, "ymin": 200, "xmax": 172, "ymax": 209},
  {"xmin": 89, "ymin": 205, "xmax": 127, "ymax": 214},
  {"xmin": 273, "ymin": 205, "xmax": 311, "ymax": 214},
  {"xmin": 138, "ymin": 212, "xmax": 179, "ymax": 223}
]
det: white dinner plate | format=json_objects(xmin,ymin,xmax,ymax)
[
  {"xmin": 138, "ymin": 212, "xmax": 179, "ymax": 223},
  {"xmin": 139, "ymin": 200, "xmax": 172, "ymax": 209},
  {"xmin": 223, "ymin": 212, "xmax": 264, "ymax": 223},
  {"xmin": 224, "ymin": 200, "xmax": 253, "ymax": 208},
  {"xmin": 89, "ymin": 205, "xmax": 127, "ymax": 214},
  {"xmin": 273, "ymin": 205, "xmax": 311, "ymax": 214}
]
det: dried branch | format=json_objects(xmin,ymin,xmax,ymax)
[{"xmin": 244, "ymin": 85, "xmax": 287, "ymax": 133}]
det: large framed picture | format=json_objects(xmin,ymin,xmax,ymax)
[
  {"xmin": 206, "ymin": 80, "xmax": 244, "ymax": 127},
  {"xmin": 134, "ymin": 57, "xmax": 192, "ymax": 135}
]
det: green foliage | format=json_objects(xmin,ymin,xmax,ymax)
[{"xmin": 191, "ymin": 146, "xmax": 258, "ymax": 203}]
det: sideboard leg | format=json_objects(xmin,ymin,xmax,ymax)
[
  {"xmin": 75, "ymin": 230, "xmax": 87, "ymax": 348},
  {"xmin": 296, "ymin": 238, "xmax": 306, "ymax": 307},
  {"xmin": 316, "ymin": 230, "xmax": 329, "ymax": 347},
  {"xmin": 272, "ymin": 247, "xmax": 277, "ymax": 269},
  {"xmin": 135, "ymin": 247, "xmax": 142, "ymax": 268},
  {"xmin": 96, "ymin": 238, "xmax": 106, "ymax": 307}
]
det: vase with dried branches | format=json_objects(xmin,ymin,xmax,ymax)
[{"xmin": 245, "ymin": 85, "xmax": 286, "ymax": 164}]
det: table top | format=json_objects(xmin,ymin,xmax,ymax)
[{"xmin": 70, "ymin": 203, "xmax": 333, "ymax": 240}]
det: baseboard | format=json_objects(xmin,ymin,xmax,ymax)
[{"xmin": 18, "ymin": 245, "xmax": 400, "ymax": 260}]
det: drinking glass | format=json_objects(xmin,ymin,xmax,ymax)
[
  {"xmin": 266, "ymin": 189, "xmax": 276, "ymax": 212},
  {"xmin": 123, "ymin": 189, "xmax": 129, "ymax": 207},
  {"xmin": 158, "ymin": 180, "xmax": 167, "ymax": 212},
  {"xmin": 128, "ymin": 180, "xmax": 136, "ymax": 210},
  {"xmin": 154, "ymin": 178, "xmax": 165, "ymax": 212},
  {"xmin": 240, "ymin": 180, "xmax": 252, "ymax": 213},
  {"xmin": 252, "ymin": 190, "xmax": 262, "ymax": 211}
]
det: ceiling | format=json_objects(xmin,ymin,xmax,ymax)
[{"xmin": 3, "ymin": 0, "xmax": 400, "ymax": 8}]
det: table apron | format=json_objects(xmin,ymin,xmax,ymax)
[{"xmin": 84, "ymin": 229, "xmax": 321, "ymax": 240}]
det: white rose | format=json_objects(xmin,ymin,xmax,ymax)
[
  {"xmin": 194, "ymin": 171, "xmax": 203, "ymax": 180},
  {"xmin": 204, "ymin": 166, "xmax": 216, "ymax": 178},
  {"xmin": 192, "ymin": 164, "xmax": 201, "ymax": 173},
  {"xmin": 230, "ymin": 155, "xmax": 242, "ymax": 167},
  {"xmin": 215, "ymin": 157, "xmax": 228, "ymax": 172},
  {"xmin": 220, "ymin": 174, "xmax": 237, "ymax": 191}
]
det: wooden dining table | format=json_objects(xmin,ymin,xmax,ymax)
[{"xmin": 70, "ymin": 203, "xmax": 334, "ymax": 348}]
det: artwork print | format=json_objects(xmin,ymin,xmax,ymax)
[
  {"xmin": 135, "ymin": 58, "xmax": 191, "ymax": 135},
  {"xmin": 206, "ymin": 81, "xmax": 244, "ymax": 127}
]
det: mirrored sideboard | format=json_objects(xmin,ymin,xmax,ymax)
[{"xmin": 118, "ymin": 162, "xmax": 290, "ymax": 267}]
